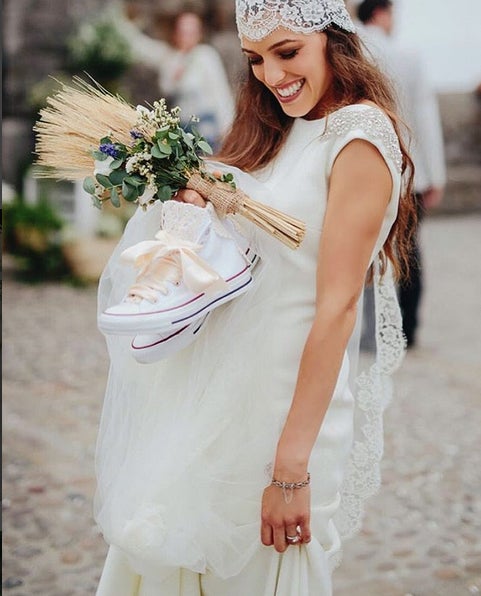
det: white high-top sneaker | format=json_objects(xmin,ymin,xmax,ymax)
[
  {"xmin": 98, "ymin": 202, "xmax": 254, "ymax": 336},
  {"xmin": 130, "ymin": 245, "xmax": 259, "ymax": 364}
]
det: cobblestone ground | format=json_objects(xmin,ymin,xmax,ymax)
[{"xmin": 3, "ymin": 215, "xmax": 481, "ymax": 596}]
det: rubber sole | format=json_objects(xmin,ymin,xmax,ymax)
[
  {"xmin": 98, "ymin": 266, "xmax": 252, "ymax": 336},
  {"xmin": 130, "ymin": 314, "xmax": 208, "ymax": 364}
]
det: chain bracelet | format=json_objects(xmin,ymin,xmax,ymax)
[{"xmin": 271, "ymin": 473, "xmax": 311, "ymax": 504}]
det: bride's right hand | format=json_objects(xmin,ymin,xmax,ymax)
[{"xmin": 174, "ymin": 189, "xmax": 206, "ymax": 208}]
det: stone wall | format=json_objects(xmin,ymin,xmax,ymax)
[
  {"xmin": 2, "ymin": 0, "xmax": 107, "ymax": 188},
  {"xmin": 436, "ymin": 92, "xmax": 481, "ymax": 214}
]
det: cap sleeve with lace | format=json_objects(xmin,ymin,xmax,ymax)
[{"xmin": 323, "ymin": 105, "xmax": 403, "ymax": 210}]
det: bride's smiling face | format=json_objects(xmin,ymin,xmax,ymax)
[{"xmin": 241, "ymin": 28, "xmax": 333, "ymax": 120}]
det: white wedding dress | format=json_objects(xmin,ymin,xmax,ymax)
[{"xmin": 95, "ymin": 104, "xmax": 405, "ymax": 595}]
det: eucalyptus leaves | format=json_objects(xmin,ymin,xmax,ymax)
[{"xmin": 82, "ymin": 100, "xmax": 233, "ymax": 210}]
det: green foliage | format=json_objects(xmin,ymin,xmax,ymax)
[
  {"xmin": 4, "ymin": 197, "xmax": 63, "ymax": 234},
  {"xmin": 85, "ymin": 100, "xmax": 225, "ymax": 210},
  {"xmin": 3, "ymin": 198, "xmax": 72, "ymax": 282},
  {"xmin": 28, "ymin": 74, "xmax": 71, "ymax": 114},
  {"xmin": 66, "ymin": 20, "xmax": 133, "ymax": 86},
  {"xmin": 29, "ymin": 20, "xmax": 133, "ymax": 115}
]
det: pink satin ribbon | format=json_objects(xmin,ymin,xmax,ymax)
[{"xmin": 120, "ymin": 230, "xmax": 228, "ymax": 297}]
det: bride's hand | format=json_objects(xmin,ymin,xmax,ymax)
[
  {"xmin": 260, "ymin": 484, "xmax": 311, "ymax": 553},
  {"xmin": 174, "ymin": 170, "xmax": 225, "ymax": 208},
  {"xmin": 174, "ymin": 189, "xmax": 206, "ymax": 208}
]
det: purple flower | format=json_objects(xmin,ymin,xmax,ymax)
[
  {"xmin": 99, "ymin": 143, "xmax": 121, "ymax": 159},
  {"xmin": 130, "ymin": 129, "xmax": 144, "ymax": 140}
]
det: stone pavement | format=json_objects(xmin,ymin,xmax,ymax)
[{"xmin": 3, "ymin": 214, "xmax": 481, "ymax": 596}]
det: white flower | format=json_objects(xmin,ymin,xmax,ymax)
[
  {"xmin": 137, "ymin": 186, "xmax": 158, "ymax": 206},
  {"xmin": 94, "ymin": 156, "xmax": 115, "ymax": 176},
  {"xmin": 135, "ymin": 105, "xmax": 151, "ymax": 116},
  {"xmin": 125, "ymin": 155, "xmax": 137, "ymax": 174}
]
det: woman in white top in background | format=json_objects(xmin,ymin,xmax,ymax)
[
  {"xmin": 96, "ymin": 1, "xmax": 416, "ymax": 594},
  {"xmin": 115, "ymin": 3, "xmax": 235, "ymax": 150}
]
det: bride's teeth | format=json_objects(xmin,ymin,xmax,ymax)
[{"xmin": 278, "ymin": 80, "xmax": 303, "ymax": 98}]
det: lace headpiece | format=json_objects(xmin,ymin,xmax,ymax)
[{"xmin": 236, "ymin": 0, "xmax": 356, "ymax": 41}]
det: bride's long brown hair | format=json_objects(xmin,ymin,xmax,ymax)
[{"xmin": 218, "ymin": 27, "xmax": 416, "ymax": 280}]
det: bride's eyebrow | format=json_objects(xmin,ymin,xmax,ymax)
[
  {"xmin": 267, "ymin": 39, "xmax": 300, "ymax": 51},
  {"xmin": 241, "ymin": 39, "xmax": 300, "ymax": 54}
]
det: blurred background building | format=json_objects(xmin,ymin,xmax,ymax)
[{"xmin": 348, "ymin": 0, "xmax": 481, "ymax": 214}]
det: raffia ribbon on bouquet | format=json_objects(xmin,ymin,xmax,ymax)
[{"xmin": 186, "ymin": 173, "xmax": 305, "ymax": 250}]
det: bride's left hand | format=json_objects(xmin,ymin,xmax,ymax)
[
  {"xmin": 260, "ymin": 484, "xmax": 311, "ymax": 553},
  {"xmin": 174, "ymin": 170, "xmax": 226, "ymax": 208}
]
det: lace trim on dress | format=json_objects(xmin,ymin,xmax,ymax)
[
  {"xmin": 161, "ymin": 201, "xmax": 235, "ymax": 242},
  {"xmin": 322, "ymin": 106, "xmax": 403, "ymax": 173},
  {"xmin": 334, "ymin": 259, "xmax": 406, "ymax": 541},
  {"xmin": 235, "ymin": 0, "xmax": 356, "ymax": 41}
]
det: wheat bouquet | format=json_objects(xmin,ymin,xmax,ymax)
[{"xmin": 34, "ymin": 78, "xmax": 305, "ymax": 249}]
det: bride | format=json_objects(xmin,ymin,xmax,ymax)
[{"xmin": 95, "ymin": 0, "xmax": 415, "ymax": 594}]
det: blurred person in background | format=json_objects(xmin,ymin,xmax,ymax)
[
  {"xmin": 355, "ymin": 0, "xmax": 446, "ymax": 348},
  {"xmin": 114, "ymin": 2, "xmax": 234, "ymax": 151}
]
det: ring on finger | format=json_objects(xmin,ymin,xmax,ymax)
[{"xmin": 286, "ymin": 534, "xmax": 301, "ymax": 544}]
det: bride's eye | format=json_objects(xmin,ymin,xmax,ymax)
[
  {"xmin": 280, "ymin": 49, "xmax": 299, "ymax": 60},
  {"xmin": 247, "ymin": 56, "xmax": 263, "ymax": 66}
]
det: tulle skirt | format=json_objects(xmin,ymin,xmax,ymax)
[{"xmin": 95, "ymin": 245, "xmax": 355, "ymax": 581}]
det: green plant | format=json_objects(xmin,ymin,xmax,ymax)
[
  {"xmin": 28, "ymin": 74, "xmax": 71, "ymax": 114},
  {"xmin": 3, "ymin": 197, "xmax": 72, "ymax": 282},
  {"xmin": 67, "ymin": 20, "xmax": 133, "ymax": 87}
]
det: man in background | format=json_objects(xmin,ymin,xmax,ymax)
[{"xmin": 355, "ymin": 0, "xmax": 446, "ymax": 348}]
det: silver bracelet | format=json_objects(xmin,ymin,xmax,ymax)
[{"xmin": 271, "ymin": 473, "xmax": 311, "ymax": 504}]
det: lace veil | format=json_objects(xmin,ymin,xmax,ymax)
[
  {"xmin": 236, "ymin": 0, "xmax": 356, "ymax": 41},
  {"xmin": 335, "ymin": 258, "xmax": 405, "ymax": 546}
]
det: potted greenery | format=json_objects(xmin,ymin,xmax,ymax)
[
  {"xmin": 66, "ymin": 19, "xmax": 133, "ymax": 92},
  {"xmin": 3, "ymin": 197, "xmax": 71, "ymax": 282}
]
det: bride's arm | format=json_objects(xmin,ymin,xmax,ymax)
[{"xmin": 261, "ymin": 138, "xmax": 393, "ymax": 553}]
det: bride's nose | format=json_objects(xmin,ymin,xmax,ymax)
[{"xmin": 263, "ymin": 59, "xmax": 286, "ymax": 87}]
